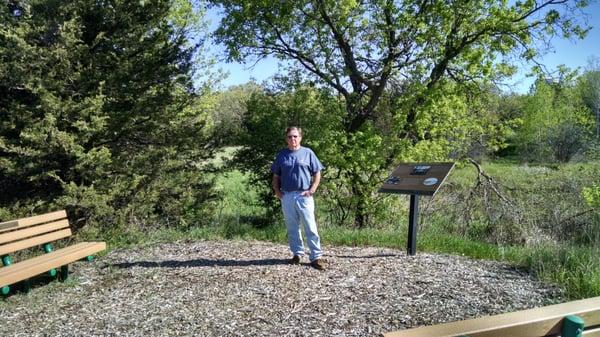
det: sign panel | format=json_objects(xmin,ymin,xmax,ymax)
[{"xmin": 378, "ymin": 162, "xmax": 455, "ymax": 196}]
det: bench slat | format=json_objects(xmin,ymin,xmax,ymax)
[
  {"xmin": 384, "ymin": 297, "xmax": 600, "ymax": 337},
  {"xmin": 0, "ymin": 242, "xmax": 98, "ymax": 274},
  {"xmin": 0, "ymin": 210, "xmax": 67, "ymax": 233},
  {"xmin": 0, "ymin": 219, "xmax": 70, "ymax": 245},
  {"xmin": 0, "ymin": 228, "xmax": 72, "ymax": 256},
  {"xmin": 584, "ymin": 327, "xmax": 600, "ymax": 337},
  {"xmin": 0, "ymin": 220, "xmax": 18, "ymax": 231},
  {"xmin": 0, "ymin": 242, "xmax": 106, "ymax": 287}
]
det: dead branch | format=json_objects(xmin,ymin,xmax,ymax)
[{"xmin": 468, "ymin": 158, "xmax": 514, "ymax": 206}]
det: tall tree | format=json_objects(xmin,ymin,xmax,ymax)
[
  {"xmin": 212, "ymin": 0, "xmax": 588, "ymax": 132},
  {"xmin": 516, "ymin": 75, "xmax": 593, "ymax": 162},
  {"xmin": 0, "ymin": 0, "xmax": 216, "ymax": 228},
  {"xmin": 210, "ymin": 83, "xmax": 262, "ymax": 146},
  {"xmin": 580, "ymin": 59, "xmax": 600, "ymax": 138},
  {"xmin": 210, "ymin": 0, "xmax": 590, "ymax": 226}
]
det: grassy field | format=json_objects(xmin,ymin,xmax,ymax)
[{"xmin": 98, "ymin": 158, "xmax": 600, "ymax": 300}]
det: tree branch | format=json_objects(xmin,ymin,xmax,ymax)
[{"xmin": 314, "ymin": 0, "xmax": 372, "ymax": 92}]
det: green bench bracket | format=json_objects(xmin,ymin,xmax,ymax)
[
  {"xmin": 424, "ymin": 315, "xmax": 585, "ymax": 337},
  {"xmin": 1, "ymin": 254, "xmax": 11, "ymax": 295},
  {"xmin": 42, "ymin": 244, "xmax": 58, "ymax": 277},
  {"xmin": 562, "ymin": 315, "xmax": 584, "ymax": 337}
]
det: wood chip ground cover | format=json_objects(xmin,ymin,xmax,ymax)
[{"xmin": 0, "ymin": 240, "xmax": 562, "ymax": 336}]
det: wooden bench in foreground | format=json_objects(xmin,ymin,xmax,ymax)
[
  {"xmin": 384, "ymin": 296, "xmax": 600, "ymax": 337},
  {"xmin": 0, "ymin": 210, "xmax": 106, "ymax": 295}
]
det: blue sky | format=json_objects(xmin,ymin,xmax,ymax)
[
  {"xmin": 509, "ymin": 2, "xmax": 600, "ymax": 92},
  {"xmin": 210, "ymin": 3, "xmax": 600, "ymax": 94}
]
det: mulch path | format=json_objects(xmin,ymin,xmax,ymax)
[{"xmin": 0, "ymin": 240, "xmax": 563, "ymax": 336}]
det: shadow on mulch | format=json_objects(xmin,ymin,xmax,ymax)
[
  {"xmin": 110, "ymin": 258, "xmax": 290, "ymax": 269},
  {"xmin": 110, "ymin": 253, "xmax": 406, "ymax": 270},
  {"xmin": 2, "ymin": 273, "xmax": 65, "ymax": 298},
  {"xmin": 327, "ymin": 253, "xmax": 402, "ymax": 259}
]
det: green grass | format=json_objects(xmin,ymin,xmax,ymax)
[
  {"xmin": 522, "ymin": 245, "xmax": 600, "ymax": 299},
  {"xmin": 212, "ymin": 170, "xmax": 265, "ymax": 225}
]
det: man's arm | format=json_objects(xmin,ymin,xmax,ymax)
[
  {"xmin": 272, "ymin": 174, "xmax": 283, "ymax": 199},
  {"xmin": 305, "ymin": 171, "xmax": 321, "ymax": 197}
]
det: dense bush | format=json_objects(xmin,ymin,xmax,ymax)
[
  {"xmin": 0, "ymin": 0, "xmax": 217, "ymax": 230},
  {"xmin": 546, "ymin": 122, "xmax": 588, "ymax": 162},
  {"xmin": 210, "ymin": 83, "xmax": 263, "ymax": 146},
  {"xmin": 512, "ymin": 78, "xmax": 594, "ymax": 163}
]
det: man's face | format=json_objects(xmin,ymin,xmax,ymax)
[{"xmin": 286, "ymin": 130, "xmax": 302, "ymax": 150}]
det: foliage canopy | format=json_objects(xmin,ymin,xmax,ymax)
[{"xmin": 211, "ymin": 0, "xmax": 590, "ymax": 133}]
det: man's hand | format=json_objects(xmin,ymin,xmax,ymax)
[
  {"xmin": 301, "ymin": 172, "xmax": 320, "ymax": 198},
  {"xmin": 301, "ymin": 189, "xmax": 315, "ymax": 197}
]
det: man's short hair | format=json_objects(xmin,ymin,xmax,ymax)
[{"xmin": 285, "ymin": 126, "xmax": 303, "ymax": 137}]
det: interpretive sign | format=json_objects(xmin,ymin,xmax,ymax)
[
  {"xmin": 379, "ymin": 162, "xmax": 455, "ymax": 255},
  {"xmin": 378, "ymin": 162, "xmax": 454, "ymax": 196}
]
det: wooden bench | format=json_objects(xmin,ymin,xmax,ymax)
[
  {"xmin": 0, "ymin": 210, "xmax": 106, "ymax": 295},
  {"xmin": 384, "ymin": 296, "xmax": 600, "ymax": 337}
]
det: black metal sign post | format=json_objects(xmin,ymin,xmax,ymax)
[
  {"xmin": 407, "ymin": 194, "xmax": 419, "ymax": 256},
  {"xmin": 379, "ymin": 163, "xmax": 454, "ymax": 256}
]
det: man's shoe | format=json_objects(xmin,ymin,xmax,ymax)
[
  {"xmin": 290, "ymin": 255, "xmax": 301, "ymax": 265},
  {"xmin": 311, "ymin": 259, "xmax": 326, "ymax": 271}
]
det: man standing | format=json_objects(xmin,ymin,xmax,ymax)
[{"xmin": 271, "ymin": 126, "xmax": 326, "ymax": 270}]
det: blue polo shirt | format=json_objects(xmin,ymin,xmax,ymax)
[{"xmin": 271, "ymin": 146, "xmax": 324, "ymax": 192}]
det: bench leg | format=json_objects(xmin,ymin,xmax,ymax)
[
  {"xmin": 20, "ymin": 279, "xmax": 31, "ymax": 293},
  {"xmin": 1, "ymin": 285, "xmax": 9, "ymax": 296},
  {"xmin": 59, "ymin": 265, "xmax": 69, "ymax": 282}
]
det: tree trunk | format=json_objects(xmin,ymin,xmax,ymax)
[
  {"xmin": 354, "ymin": 212, "xmax": 366, "ymax": 228},
  {"xmin": 353, "ymin": 201, "xmax": 367, "ymax": 228},
  {"xmin": 351, "ymin": 183, "xmax": 368, "ymax": 228}
]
